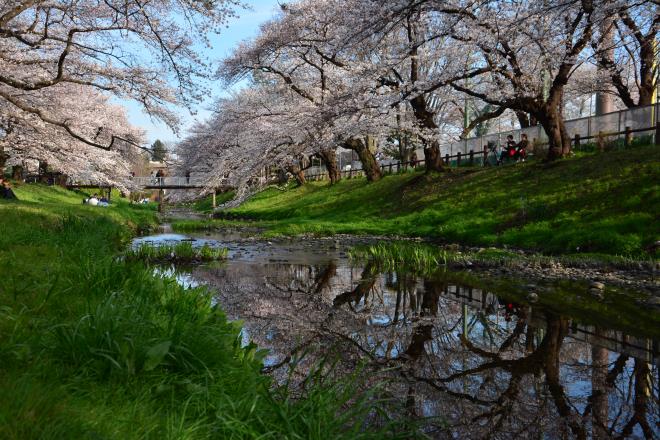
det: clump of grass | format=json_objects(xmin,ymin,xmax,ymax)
[
  {"xmin": 126, "ymin": 241, "xmax": 227, "ymax": 263},
  {"xmin": 350, "ymin": 242, "xmax": 459, "ymax": 274},
  {"xmin": 351, "ymin": 241, "xmax": 656, "ymax": 275},
  {"xmin": 171, "ymin": 218, "xmax": 253, "ymax": 232},
  {"xmin": 171, "ymin": 219, "xmax": 217, "ymax": 232}
]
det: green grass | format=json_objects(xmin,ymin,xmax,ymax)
[
  {"xmin": 216, "ymin": 145, "xmax": 659, "ymax": 258},
  {"xmin": 187, "ymin": 191, "xmax": 236, "ymax": 214},
  {"xmin": 349, "ymin": 242, "xmax": 458, "ymax": 274},
  {"xmin": 172, "ymin": 218, "xmax": 247, "ymax": 232},
  {"xmin": 127, "ymin": 241, "xmax": 228, "ymax": 263},
  {"xmin": 350, "ymin": 241, "xmax": 654, "ymax": 275},
  {"xmin": 0, "ymin": 183, "xmax": 418, "ymax": 439}
]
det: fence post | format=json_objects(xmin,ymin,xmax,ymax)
[
  {"xmin": 573, "ymin": 133, "xmax": 580, "ymax": 151},
  {"xmin": 444, "ymin": 153, "xmax": 450, "ymax": 165},
  {"xmin": 483, "ymin": 145, "xmax": 488, "ymax": 166},
  {"xmin": 212, "ymin": 191, "xmax": 216, "ymax": 209},
  {"xmin": 469, "ymin": 149, "xmax": 474, "ymax": 166},
  {"xmin": 457, "ymin": 152, "xmax": 462, "ymax": 167},
  {"xmin": 624, "ymin": 126, "xmax": 632, "ymax": 148},
  {"xmin": 389, "ymin": 163, "xmax": 393, "ymax": 174},
  {"xmin": 656, "ymin": 122, "xmax": 660, "ymax": 146}
]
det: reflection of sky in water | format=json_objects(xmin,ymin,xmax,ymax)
[
  {"xmin": 133, "ymin": 233, "xmax": 222, "ymax": 250},
  {"xmin": 132, "ymin": 232, "xmax": 659, "ymax": 438},
  {"xmin": 152, "ymin": 265, "xmax": 200, "ymax": 289}
]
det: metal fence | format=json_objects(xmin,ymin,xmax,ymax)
[{"xmin": 304, "ymin": 103, "xmax": 660, "ymax": 180}]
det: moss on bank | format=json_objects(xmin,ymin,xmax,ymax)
[
  {"xmin": 0, "ymin": 183, "xmax": 416, "ymax": 439},
  {"xmin": 193, "ymin": 145, "xmax": 659, "ymax": 258}
]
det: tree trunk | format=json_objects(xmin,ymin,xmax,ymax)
[
  {"xmin": 318, "ymin": 148, "xmax": 341, "ymax": 184},
  {"xmin": 637, "ymin": 33, "xmax": 656, "ymax": 106},
  {"xmin": 542, "ymin": 316, "xmax": 587, "ymax": 439},
  {"xmin": 0, "ymin": 146, "xmax": 7, "ymax": 174},
  {"xmin": 333, "ymin": 262, "xmax": 377, "ymax": 307},
  {"xmin": 344, "ymin": 138, "xmax": 381, "ymax": 182},
  {"xmin": 56, "ymin": 174, "xmax": 68, "ymax": 187},
  {"xmin": 423, "ymin": 140, "xmax": 444, "ymax": 172},
  {"xmin": 591, "ymin": 330, "xmax": 609, "ymax": 440},
  {"xmin": 538, "ymin": 106, "xmax": 571, "ymax": 160},
  {"xmin": 398, "ymin": 137, "xmax": 410, "ymax": 170},
  {"xmin": 286, "ymin": 164, "xmax": 306, "ymax": 186},
  {"xmin": 12, "ymin": 164, "xmax": 23, "ymax": 180},
  {"xmin": 38, "ymin": 161, "xmax": 49, "ymax": 183}
]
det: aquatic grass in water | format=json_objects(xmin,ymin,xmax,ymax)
[
  {"xmin": 126, "ymin": 241, "xmax": 228, "ymax": 263},
  {"xmin": 349, "ymin": 242, "xmax": 457, "ymax": 274},
  {"xmin": 350, "ymin": 241, "xmax": 656, "ymax": 275}
]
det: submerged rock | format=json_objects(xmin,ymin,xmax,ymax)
[{"xmin": 526, "ymin": 292, "xmax": 539, "ymax": 302}]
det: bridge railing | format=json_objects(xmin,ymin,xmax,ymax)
[{"xmin": 131, "ymin": 176, "xmax": 206, "ymax": 187}]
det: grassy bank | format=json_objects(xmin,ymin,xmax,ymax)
[
  {"xmin": 190, "ymin": 146, "xmax": 659, "ymax": 258},
  {"xmin": 0, "ymin": 183, "xmax": 415, "ymax": 439}
]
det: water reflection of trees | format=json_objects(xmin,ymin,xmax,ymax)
[{"xmin": 193, "ymin": 260, "xmax": 659, "ymax": 439}]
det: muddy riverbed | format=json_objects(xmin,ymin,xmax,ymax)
[{"xmin": 133, "ymin": 229, "xmax": 660, "ymax": 439}]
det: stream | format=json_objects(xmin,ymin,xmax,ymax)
[{"xmin": 133, "ymin": 228, "xmax": 660, "ymax": 439}]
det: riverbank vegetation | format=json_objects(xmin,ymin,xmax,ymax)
[
  {"xmin": 0, "ymin": 183, "xmax": 417, "ymax": 439},
  {"xmin": 181, "ymin": 146, "xmax": 659, "ymax": 259},
  {"xmin": 126, "ymin": 241, "xmax": 228, "ymax": 263}
]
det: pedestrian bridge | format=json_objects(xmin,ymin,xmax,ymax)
[
  {"xmin": 130, "ymin": 176, "xmax": 206, "ymax": 189},
  {"xmin": 67, "ymin": 176, "xmax": 208, "ymax": 190},
  {"xmin": 66, "ymin": 176, "xmax": 229, "ymax": 210}
]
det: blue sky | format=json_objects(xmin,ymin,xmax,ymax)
[{"xmin": 122, "ymin": 0, "xmax": 281, "ymax": 147}]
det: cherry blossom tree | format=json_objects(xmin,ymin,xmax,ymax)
[
  {"xmin": 431, "ymin": 0, "xmax": 598, "ymax": 159},
  {"xmin": 0, "ymin": 83, "xmax": 145, "ymax": 189},
  {"xmin": 219, "ymin": 0, "xmax": 402, "ymax": 181},
  {"xmin": 175, "ymin": 83, "xmax": 322, "ymax": 203},
  {"xmin": 593, "ymin": 1, "xmax": 660, "ymax": 109},
  {"xmin": 0, "ymin": 0, "xmax": 241, "ymax": 150},
  {"xmin": 177, "ymin": 0, "xmax": 632, "ymax": 198}
]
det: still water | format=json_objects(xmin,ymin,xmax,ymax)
[{"xmin": 134, "ymin": 230, "xmax": 659, "ymax": 439}]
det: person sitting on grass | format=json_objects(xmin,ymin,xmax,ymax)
[
  {"xmin": 515, "ymin": 133, "xmax": 529, "ymax": 162},
  {"xmin": 87, "ymin": 194, "xmax": 99, "ymax": 206},
  {"xmin": 0, "ymin": 178, "xmax": 17, "ymax": 200}
]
